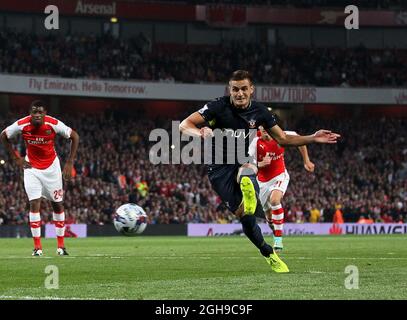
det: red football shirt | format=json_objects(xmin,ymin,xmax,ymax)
[
  {"xmin": 248, "ymin": 131, "xmax": 297, "ymax": 182},
  {"xmin": 3, "ymin": 115, "xmax": 72, "ymax": 169},
  {"xmin": 255, "ymin": 137, "xmax": 286, "ymax": 182}
]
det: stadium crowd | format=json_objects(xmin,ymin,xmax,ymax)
[
  {"xmin": 1, "ymin": 109, "xmax": 406, "ymax": 226},
  {"xmin": 1, "ymin": 29, "xmax": 406, "ymax": 87}
]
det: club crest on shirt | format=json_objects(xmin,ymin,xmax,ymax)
[
  {"xmin": 248, "ymin": 119, "xmax": 256, "ymax": 128},
  {"xmin": 45, "ymin": 130, "xmax": 52, "ymax": 135}
]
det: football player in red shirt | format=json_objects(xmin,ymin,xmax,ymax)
[
  {"xmin": 249, "ymin": 125, "xmax": 314, "ymax": 251},
  {"xmin": 1, "ymin": 100, "xmax": 79, "ymax": 256}
]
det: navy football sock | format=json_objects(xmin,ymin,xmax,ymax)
[{"xmin": 240, "ymin": 214, "xmax": 273, "ymax": 257}]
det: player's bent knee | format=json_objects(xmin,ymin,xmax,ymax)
[
  {"xmin": 29, "ymin": 199, "xmax": 41, "ymax": 211},
  {"xmin": 237, "ymin": 164, "xmax": 257, "ymax": 182},
  {"xmin": 51, "ymin": 202, "xmax": 64, "ymax": 213},
  {"xmin": 269, "ymin": 190, "xmax": 283, "ymax": 207},
  {"xmin": 240, "ymin": 162, "xmax": 257, "ymax": 173},
  {"xmin": 270, "ymin": 199, "xmax": 281, "ymax": 207}
]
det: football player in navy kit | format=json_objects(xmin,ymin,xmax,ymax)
[{"xmin": 180, "ymin": 70, "xmax": 340, "ymax": 272}]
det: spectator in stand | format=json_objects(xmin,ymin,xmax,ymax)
[{"xmin": 309, "ymin": 205, "xmax": 321, "ymax": 223}]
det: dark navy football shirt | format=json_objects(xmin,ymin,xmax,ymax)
[{"xmin": 198, "ymin": 96, "xmax": 277, "ymax": 167}]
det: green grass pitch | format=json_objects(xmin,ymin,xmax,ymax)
[{"xmin": 0, "ymin": 235, "xmax": 406, "ymax": 300}]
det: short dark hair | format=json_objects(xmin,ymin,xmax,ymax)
[
  {"xmin": 229, "ymin": 70, "xmax": 253, "ymax": 84},
  {"xmin": 30, "ymin": 100, "xmax": 47, "ymax": 110}
]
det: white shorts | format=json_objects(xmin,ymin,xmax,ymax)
[
  {"xmin": 258, "ymin": 170, "xmax": 290, "ymax": 211},
  {"xmin": 24, "ymin": 157, "xmax": 64, "ymax": 202}
]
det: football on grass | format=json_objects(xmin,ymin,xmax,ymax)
[{"xmin": 113, "ymin": 203, "xmax": 147, "ymax": 236}]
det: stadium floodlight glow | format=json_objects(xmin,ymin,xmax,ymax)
[
  {"xmin": 110, "ymin": 17, "xmax": 118, "ymax": 23},
  {"xmin": 0, "ymin": 159, "xmax": 5, "ymax": 165}
]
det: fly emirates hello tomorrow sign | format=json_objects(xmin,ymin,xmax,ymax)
[{"xmin": 75, "ymin": 0, "xmax": 116, "ymax": 16}]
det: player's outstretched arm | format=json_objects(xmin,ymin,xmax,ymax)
[
  {"xmin": 179, "ymin": 112, "xmax": 212, "ymax": 138},
  {"xmin": 0, "ymin": 130, "xmax": 31, "ymax": 169},
  {"xmin": 284, "ymin": 130, "xmax": 315, "ymax": 172},
  {"xmin": 266, "ymin": 125, "xmax": 340, "ymax": 147},
  {"xmin": 62, "ymin": 130, "xmax": 80, "ymax": 180},
  {"xmin": 297, "ymin": 146, "xmax": 315, "ymax": 172}
]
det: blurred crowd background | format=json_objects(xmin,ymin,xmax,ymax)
[
  {"xmin": 1, "ymin": 0, "xmax": 407, "ymax": 226},
  {"xmin": 1, "ymin": 108, "xmax": 406, "ymax": 226},
  {"xmin": 1, "ymin": 30, "xmax": 406, "ymax": 87}
]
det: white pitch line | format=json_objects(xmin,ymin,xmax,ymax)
[
  {"xmin": 0, "ymin": 256, "xmax": 55, "ymax": 259},
  {"xmin": 326, "ymin": 257, "xmax": 407, "ymax": 260},
  {"xmin": 0, "ymin": 295, "xmax": 78, "ymax": 300},
  {"xmin": 0, "ymin": 256, "xmax": 406, "ymax": 260}
]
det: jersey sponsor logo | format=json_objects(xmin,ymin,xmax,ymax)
[
  {"xmin": 223, "ymin": 128, "xmax": 253, "ymax": 139},
  {"xmin": 266, "ymin": 152, "xmax": 283, "ymax": 161},
  {"xmin": 27, "ymin": 137, "xmax": 50, "ymax": 145}
]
